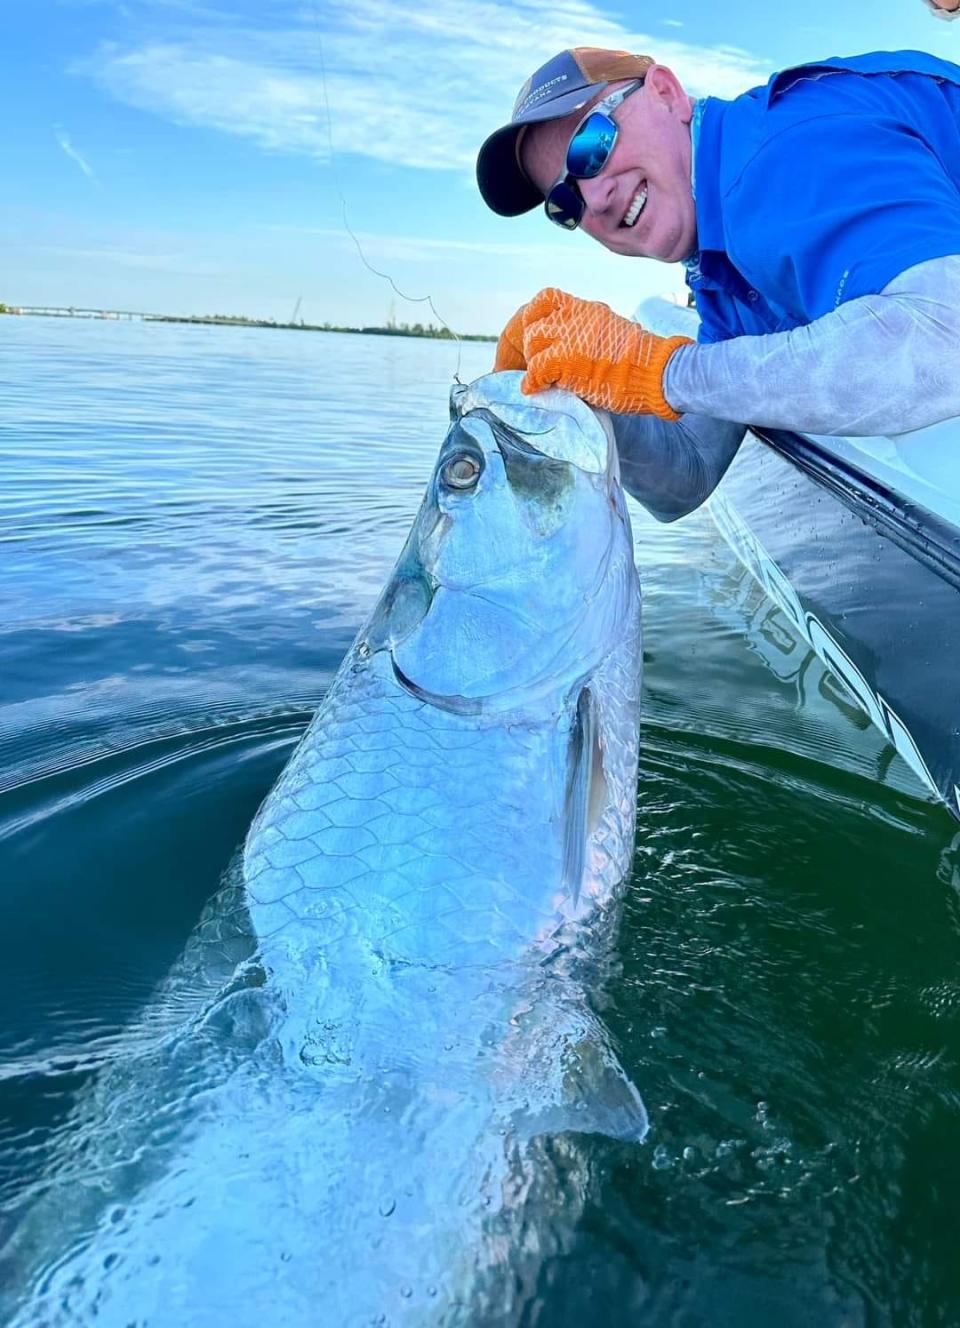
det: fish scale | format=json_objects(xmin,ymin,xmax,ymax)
[{"xmin": 245, "ymin": 649, "xmax": 578, "ymax": 974}]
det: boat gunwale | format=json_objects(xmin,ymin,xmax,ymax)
[{"xmin": 752, "ymin": 426, "xmax": 960, "ymax": 592}]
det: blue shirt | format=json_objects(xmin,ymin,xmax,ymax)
[{"xmin": 687, "ymin": 51, "xmax": 960, "ymax": 344}]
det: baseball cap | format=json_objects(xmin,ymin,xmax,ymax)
[{"xmin": 476, "ymin": 48, "xmax": 655, "ymax": 217}]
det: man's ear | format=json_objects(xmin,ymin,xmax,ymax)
[{"xmin": 645, "ymin": 64, "xmax": 694, "ymax": 124}]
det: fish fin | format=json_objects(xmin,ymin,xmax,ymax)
[
  {"xmin": 563, "ymin": 688, "xmax": 608, "ymax": 907},
  {"xmin": 513, "ymin": 1007, "xmax": 649, "ymax": 1144},
  {"xmin": 555, "ymin": 1023, "xmax": 649, "ymax": 1142}
]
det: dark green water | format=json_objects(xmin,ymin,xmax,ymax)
[{"xmin": 1, "ymin": 318, "xmax": 958, "ymax": 1326}]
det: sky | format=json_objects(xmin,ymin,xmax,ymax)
[{"xmin": 2, "ymin": 0, "xmax": 957, "ymax": 334}]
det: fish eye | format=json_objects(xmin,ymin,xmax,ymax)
[{"xmin": 440, "ymin": 452, "xmax": 483, "ymax": 491}]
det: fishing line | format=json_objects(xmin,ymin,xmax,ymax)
[{"xmin": 306, "ymin": 0, "xmax": 465, "ymax": 383}]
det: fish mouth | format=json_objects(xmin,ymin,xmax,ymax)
[{"xmin": 450, "ymin": 378, "xmax": 609, "ymax": 476}]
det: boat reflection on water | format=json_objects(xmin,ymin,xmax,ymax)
[{"xmin": 700, "ymin": 525, "xmax": 932, "ymax": 807}]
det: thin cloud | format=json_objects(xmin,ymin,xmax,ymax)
[
  {"xmin": 54, "ymin": 127, "xmax": 97, "ymax": 181},
  {"xmin": 77, "ymin": 0, "xmax": 773, "ymax": 171},
  {"xmin": 35, "ymin": 244, "xmax": 218, "ymax": 275}
]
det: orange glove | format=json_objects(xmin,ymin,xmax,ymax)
[
  {"xmin": 493, "ymin": 304, "xmax": 527, "ymax": 372},
  {"xmin": 520, "ymin": 287, "xmax": 692, "ymax": 420}
]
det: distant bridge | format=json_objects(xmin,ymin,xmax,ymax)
[
  {"xmin": 4, "ymin": 307, "xmax": 300, "ymax": 331},
  {"xmin": 9, "ymin": 306, "xmax": 149, "ymax": 320}
]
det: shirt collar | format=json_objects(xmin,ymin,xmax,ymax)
[
  {"xmin": 689, "ymin": 96, "xmax": 727, "ymax": 255},
  {"xmin": 682, "ymin": 99, "xmax": 703, "ymax": 277}
]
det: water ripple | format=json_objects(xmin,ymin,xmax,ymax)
[{"xmin": 2, "ymin": 319, "xmax": 958, "ymax": 1325}]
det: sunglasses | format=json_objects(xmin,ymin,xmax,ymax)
[{"xmin": 543, "ymin": 80, "xmax": 644, "ymax": 231}]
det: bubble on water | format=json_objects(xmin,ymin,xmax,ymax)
[
  {"xmin": 378, "ymin": 1197, "xmax": 396, "ymax": 1217},
  {"xmin": 682, "ymin": 1146, "xmax": 697, "ymax": 1162},
  {"xmin": 652, "ymin": 1144, "xmax": 673, "ymax": 1171},
  {"xmin": 400, "ymin": 1285, "xmax": 413, "ymax": 1300},
  {"xmin": 427, "ymin": 1286, "xmax": 438, "ymax": 1298}
]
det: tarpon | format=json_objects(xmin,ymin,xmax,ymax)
[{"xmin": 4, "ymin": 371, "xmax": 645, "ymax": 1326}]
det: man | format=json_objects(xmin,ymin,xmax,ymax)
[{"xmin": 475, "ymin": 47, "xmax": 960, "ymax": 521}]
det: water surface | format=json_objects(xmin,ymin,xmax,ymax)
[{"xmin": 1, "ymin": 317, "xmax": 957, "ymax": 1325}]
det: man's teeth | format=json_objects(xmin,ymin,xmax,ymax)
[{"xmin": 622, "ymin": 186, "xmax": 648, "ymax": 227}]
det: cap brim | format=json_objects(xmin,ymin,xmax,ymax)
[{"xmin": 476, "ymin": 81, "xmax": 608, "ymax": 218}]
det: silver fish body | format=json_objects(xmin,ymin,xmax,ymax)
[{"xmin": 6, "ymin": 372, "xmax": 645, "ymax": 1327}]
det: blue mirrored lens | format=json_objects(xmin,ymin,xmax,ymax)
[
  {"xmin": 545, "ymin": 179, "xmax": 583, "ymax": 230},
  {"xmin": 566, "ymin": 112, "xmax": 617, "ymax": 179}
]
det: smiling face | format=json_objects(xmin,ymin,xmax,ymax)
[{"xmin": 520, "ymin": 65, "xmax": 697, "ymax": 263}]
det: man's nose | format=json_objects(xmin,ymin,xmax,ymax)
[{"xmin": 579, "ymin": 171, "xmax": 617, "ymax": 216}]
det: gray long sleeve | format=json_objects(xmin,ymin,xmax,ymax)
[
  {"xmin": 609, "ymin": 411, "xmax": 746, "ymax": 523},
  {"xmin": 663, "ymin": 255, "xmax": 960, "ymax": 437}
]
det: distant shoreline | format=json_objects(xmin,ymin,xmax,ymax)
[
  {"xmin": 149, "ymin": 314, "xmax": 497, "ymax": 342},
  {"xmin": 0, "ymin": 305, "xmax": 496, "ymax": 342}
]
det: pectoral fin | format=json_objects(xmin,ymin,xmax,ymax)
[{"xmin": 563, "ymin": 688, "xmax": 609, "ymax": 908}]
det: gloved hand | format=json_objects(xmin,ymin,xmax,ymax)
[
  {"xmin": 493, "ymin": 305, "xmax": 527, "ymax": 372},
  {"xmin": 519, "ymin": 287, "xmax": 693, "ymax": 420}
]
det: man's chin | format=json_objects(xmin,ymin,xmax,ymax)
[
  {"xmin": 598, "ymin": 232, "xmax": 659, "ymax": 260},
  {"xmin": 640, "ymin": 234, "xmax": 697, "ymax": 264},
  {"xmin": 598, "ymin": 230, "xmax": 685, "ymax": 263}
]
